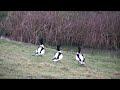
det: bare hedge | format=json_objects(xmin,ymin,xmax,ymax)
[{"xmin": 3, "ymin": 11, "xmax": 120, "ymax": 50}]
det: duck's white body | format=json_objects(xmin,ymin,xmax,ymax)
[
  {"xmin": 76, "ymin": 52, "xmax": 85, "ymax": 65},
  {"xmin": 36, "ymin": 44, "xmax": 45, "ymax": 56},
  {"xmin": 53, "ymin": 51, "xmax": 63, "ymax": 62}
]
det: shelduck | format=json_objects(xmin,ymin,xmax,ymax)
[
  {"xmin": 35, "ymin": 38, "xmax": 45, "ymax": 56},
  {"xmin": 53, "ymin": 45, "xmax": 63, "ymax": 62},
  {"xmin": 76, "ymin": 46, "xmax": 85, "ymax": 65}
]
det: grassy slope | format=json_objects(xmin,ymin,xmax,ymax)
[{"xmin": 0, "ymin": 38, "xmax": 120, "ymax": 79}]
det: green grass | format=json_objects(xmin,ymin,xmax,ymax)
[{"xmin": 0, "ymin": 38, "xmax": 120, "ymax": 79}]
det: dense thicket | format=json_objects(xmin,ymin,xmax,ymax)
[{"xmin": 1, "ymin": 11, "xmax": 120, "ymax": 49}]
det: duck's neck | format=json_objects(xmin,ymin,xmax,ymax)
[
  {"xmin": 58, "ymin": 50, "xmax": 61, "ymax": 52},
  {"xmin": 78, "ymin": 50, "xmax": 81, "ymax": 53},
  {"xmin": 40, "ymin": 44, "xmax": 44, "ymax": 48}
]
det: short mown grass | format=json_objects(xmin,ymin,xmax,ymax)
[{"xmin": 0, "ymin": 38, "xmax": 120, "ymax": 79}]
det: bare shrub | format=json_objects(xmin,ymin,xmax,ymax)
[{"xmin": 3, "ymin": 11, "xmax": 120, "ymax": 50}]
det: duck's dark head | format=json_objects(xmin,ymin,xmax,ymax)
[
  {"xmin": 57, "ymin": 45, "xmax": 61, "ymax": 51},
  {"xmin": 78, "ymin": 46, "xmax": 81, "ymax": 53},
  {"xmin": 40, "ymin": 38, "xmax": 43, "ymax": 45}
]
